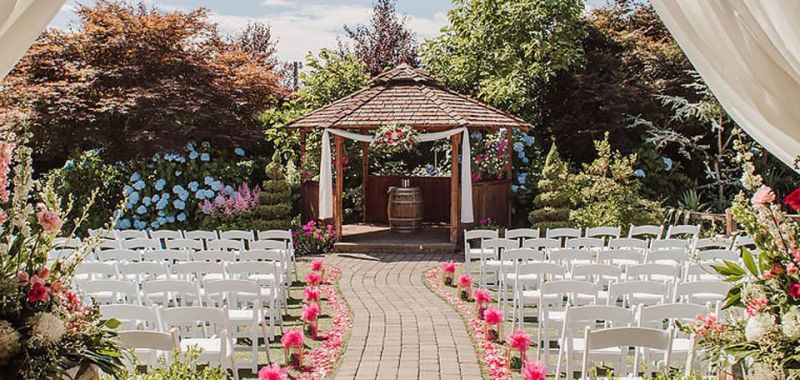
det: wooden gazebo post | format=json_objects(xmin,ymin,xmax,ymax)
[{"xmin": 450, "ymin": 133, "xmax": 461, "ymax": 243}]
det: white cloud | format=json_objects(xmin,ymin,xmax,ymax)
[{"xmin": 261, "ymin": 0, "xmax": 298, "ymax": 7}]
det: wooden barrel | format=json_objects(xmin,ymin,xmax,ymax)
[{"xmin": 387, "ymin": 186, "xmax": 423, "ymax": 233}]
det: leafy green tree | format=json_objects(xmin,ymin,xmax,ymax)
[
  {"xmin": 421, "ymin": 0, "xmax": 586, "ymax": 122},
  {"xmin": 341, "ymin": 0, "xmax": 418, "ymax": 76},
  {"xmin": 568, "ymin": 133, "xmax": 662, "ymax": 227},
  {"xmin": 528, "ymin": 143, "xmax": 571, "ymax": 229}
]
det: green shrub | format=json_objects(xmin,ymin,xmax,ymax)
[
  {"xmin": 125, "ymin": 346, "xmax": 226, "ymax": 380},
  {"xmin": 568, "ymin": 133, "xmax": 663, "ymax": 228},
  {"xmin": 45, "ymin": 149, "xmax": 124, "ymax": 235},
  {"xmin": 528, "ymin": 143, "xmax": 572, "ymax": 229}
]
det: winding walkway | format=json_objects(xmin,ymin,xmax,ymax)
[{"xmin": 329, "ymin": 253, "xmax": 482, "ymax": 380}]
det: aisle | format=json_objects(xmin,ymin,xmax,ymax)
[{"xmin": 328, "ymin": 253, "xmax": 482, "ymax": 380}]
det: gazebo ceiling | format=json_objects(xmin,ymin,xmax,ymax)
[{"xmin": 286, "ymin": 63, "xmax": 532, "ymax": 130}]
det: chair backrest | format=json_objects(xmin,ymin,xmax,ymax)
[
  {"xmin": 516, "ymin": 262, "xmax": 566, "ymax": 279},
  {"xmin": 165, "ymin": 239, "xmax": 204, "ymax": 252},
  {"xmin": 693, "ymin": 237, "xmax": 732, "ymax": 251},
  {"xmin": 97, "ymin": 249, "xmax": 141, "ymax": 263},
  {"xmin": 696, "ymin": 249, "xmax": 739, "ymax": 262},
  {"xmin": 464, "ymin": 229, "xmax": 499, "ymax": 241},
  {"xmin": 116, "ymin": 230, "xmax": 149, "ymax": 240},
  {"xmin": 564, "ymin": 304, "xmax": 635, "ymax": 328},
  {"xmin": 81, "ymin": 279, "xmax": 140, "ymax": 304},
  {"xmin": 149, "ymin": 230, "xmax": 183, "ymax": 241},
  {"xmin": 48, "ymin": 248, "xmax": 76, "ymax": 262},
  {"xmin": 480, "ymin": 238, "xmax": 518, "ymax": 260},
  {"xmin": 123, "ymin": 238, "xmax": 161, "ymax": 251},
  {"xmin": 608, "ymin": 238, "xmax": 649, "ymax": 251},
  {"xmin": 207, "ymin": 239, "xmax": 246, "ymax": 252},
  {"xmin": 596, "ymin": 249, "xmax": 642, "ymax": 266},
  {"xmin": 638, "ymin": 303, "xmax": 709, "ymax": 329},
  {"xmin": 226, "ymin": 261, "xmax": 281, "ymax": 285},
  {"xmin": 75, "ymin": 262, "xmax": 118, "ymax": 280},
  {"xmin": 95, "ymin": 239, "xmax": 122, "ymax": 251},
  {"xmin": 117, "ymin": 329, "xmax": 179, "ymax": 352},
  {"xmin": 521, "ymin": 238, "xmax": 561, "ymax": 251},
  {"xmin": 174, "ymin": 262, "xmax": 225, "ymax": 282},
  {"xmin": 571, "ymin": 264, "xmax": 621, "ymax": 285},
  {"xmin": 502, "ymin": 248, "xmax": 545, "ymax": 263},
  {"xmin": 204, "ymin": 279, "xmax": 262, "ymax": 309},
  {"xmin": 582, "ymin": 326, "xmax": 673, "ymax": 377},
  {"xmin": 89, "ymin": 228, "xmax": 116, "ymax": 239},
  {"xmin": 504, "ymin": 228, "xmax": 540, "ymax": 241},
  {"xmin": 184, "ymin": 230, "xmax": 219, "ymax": 241},
  {"xmin": 645, "ymin": 248, "xmax": 689, "ymax": 264},
  {"xmin": 584, "ymin": 226, "xmax": 621, "ymax": 239},
  {"xmin": 540, "ymin": 280, "xmax": 598, "ymax": 308},
  {"xmin": 608, "ymin": 280, "xmax": 670, "ymax": 306},
  {"xmin": 650, "ymin": 239, "xmax": 689, "ymax": 251},
  {"xmin": 733, "ymin": 234, "xmax": 755, "ymax": 249},
  {"xmin": 545, "ymin": 227, "xmax": 581, "ymax": 242},
  {"xmin": 53, "ymin": 237, "xmax": 82, "ymax": 249},
  {"xmin": 143, "ymin": 249, "xmax": 189, "ymax": 264},
  {"xmin": 142, "ymin": 279, "xmax": 201, "ymax": 307},
  {"xmin": 625, "ymin": 263, "xmax": 681, "ymax": 282},
  {"xmin": 666, "ymin": 224, "xmax": 701, "ymax": 240},
  {"xmin": 118, "ymin": 262, "xmax": 170, "ymax": 282},
  {"xmin": 240, "ymin": 249, "xmax": 284, "ymax": 262},
  {"xmin": 549, "ymin": 248, "xmax": 593, "ymax": 266},
  {"xmin": 628, "ymin": 225, "xmax": 664, "ymax": 239},
  {"xmin": 162, "ymin": 306, "xmax": 230, "ymax": 338},
  {"xmin": 564, "ymin": 237, "xmax": 604, "ymax": 249},
  {"xmin": 674, "ymin": 281, "xmax": 732, "ymax": 304},
  {"xmin": 101, "ymin": 304, "xmax": 162, "ymax": 330},
  {"xmin": 219, "ymin": 230, "xmax": 255, "ymax": 242},
  {"xmin": 192, "ymin": 250, "xmax": 236, "ymax": 263},
  {"xmin": 250, "ymin": 240, "xmax": 288, "ymax": 250},
  {"xmin": 257, "ymin": 229, "xmax": 292, "ymax": 241}
]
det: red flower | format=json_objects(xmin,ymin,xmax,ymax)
[
  {"xmin": 790, "ymin": 283, "xmax": 800, "ymax": 299},
  {"xmin": 786, "ymin": 189, "xmax": 800, "ymax": 211},
  {"xmin": 27, "ymin": 283, "xmax": 50, "ymax": 303}
]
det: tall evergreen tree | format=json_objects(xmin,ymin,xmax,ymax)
[{"xmin": 529, "ymin": 144, "xmax": 571, "ymax": 229}]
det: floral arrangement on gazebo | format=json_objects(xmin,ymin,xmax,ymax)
[
  {"xmin": 0, "ymin": 139, "xmax": 124, "ymax": 379},
  {"xmin": 371, "ymin": 123, "xmax": 417, "ymax": 154}
]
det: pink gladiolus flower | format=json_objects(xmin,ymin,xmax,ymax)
[
  {"xmin": 311, "ymin": 259, "xmax": 324, "ymax": 272},
  {"xmin": 751, "ymin": 185, "xmax": 776, "ymax": 205},
  {"xmin": 258, "ymin": 363, "xmax": 288, "ymax": 380},
  {"xmin": 483, "ymin": 306, "xmax": 503, "ymax": 325},
  {"xmin": 474, "ymin": 289, "xmax": 492, "ymax": 305},
  {"xmin": 0, "ymin": 142, "xmax": 14, "ymax": 203},
  {"xmin": 305, "ymin": 272, "xmax": 322, "ymax": 286},
  {"xmin": 521, "ymin": 360, "xmax": 547, "ymax": 380},
  {"xmin": 789, "ymin": 283, "xmax": 800, "ymax": 299},
  {"xmin": 304, "ymin": 286, "xmax": 321, "ymax": 303},
  {"xmin": 36, "ymin": 208, "xmax": 62, "ymax": 232},
  {"xmin": 37, "ymin": 267, "xmax": 50, "ymax": 280},
  {"xmin": 302, "ymin": 303, "xmax": 320, "ymax": 322},
  {"xmin": 441, "ymin": 260, "xmax": 456, "ymax": 274},
  {"xmin": 458, "ymin": 274, "xmax": 472, "ymax": 288},
  {"xmin": 280, "ymin": 329, "xmax": 304, "ymax": 348},
  {"xmin": 507, "ymin": 329, "xmax": 531, "ymax": 350}
]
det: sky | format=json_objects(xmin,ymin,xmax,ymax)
[{"xmin": 50, "ymin": 0, "xmax": 608, "ymax": 63}]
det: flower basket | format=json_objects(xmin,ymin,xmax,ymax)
[
  {"xmin": 443, "ymin": 272, "xmax": 454, "ymax": 286},
  {"xmin": 441, "ymin": 261, "xmax": 456, "ymax": 286},
  {"xmin": 505, "ymin": 346, "xmax": 527, "ymax": 370},
  {"xmin": 457, "ymin": 274, "xmax": 473, "ymax": 301},
  {"xmin": 484, "ymin": 322, "xmax": 503, "ymax": 343},
  {"xmin": 304, "ymin": 319, "xmax": 319, "ymax": 340},
  {"xmin": 474, "ymin": 289, "xmax": 492, "ymax": 320},
  {"xmin": 505, "ymin": 329, "xmax": 531, "ymax": 370},
  {"xmin": 283, "ymin": 345, "xmax": 304, "ymax": 368}
]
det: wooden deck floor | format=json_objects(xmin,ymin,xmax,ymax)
[{"xmin": 333, "ymin": 224, "xmax": 457, "ymax": 254}]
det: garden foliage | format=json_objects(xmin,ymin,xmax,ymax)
[{"xmin": 528, "ymin": 144, "xmax": 571, "ymax": 229}]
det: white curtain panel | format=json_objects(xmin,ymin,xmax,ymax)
[
  {"xmin": 651, "ymin": 0, "xmax": 800, "ymax": 170},
  {"xmin": 318, "ymin": 127, "xmax": 475, "ymax": 223},
  {"xmin": 0, "ymin": 0, "xmax": 65, "ymax": 80}
]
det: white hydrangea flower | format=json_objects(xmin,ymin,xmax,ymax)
[
  {"xmin": 782, "ymin": 308, "xmax": 800, "ymax": 340},
  {"xmin": 742, "ymin": 283, "xmax": 768, "ymax": 303},
  {"xmin": 745, "ymin": 313, "xmax": 775, "ymax": 342},
  {"xmin": 0, "ymin": 320, "xmax": 21, "ymax": 364},
  {"xmin": 28, "ymin": 312, "xmax": 66, "ymax": 345},
  {"xmin": 750, "ymin": 362, "xmax": 780, "ymax": 380}
]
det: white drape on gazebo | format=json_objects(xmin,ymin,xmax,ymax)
[
  {"xmin": 651, "ymin": 1, "xmax": 800, "ymax": 170},
  {"xmin": 319, "ymin": 127, "xmax": 474, "ymax": 223},
  {"xmin": 0, "ymin": 0, "xmax": 65, "ymax": 80}
]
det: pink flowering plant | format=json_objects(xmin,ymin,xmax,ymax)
[
  {"xmin": 371, "ymin": 123, "xmax": 417, "ymax": 154},
  {"xmin": 293, "ymin": 220, "xmax": 336, "ymax": 255},
  {"xmin": 199, "ymin": 183, "xmax": 261, "ymax": 216},
  {"xmin": 471, "ymin": 130, "xmax": 509, "ymax": 182},
  {"xmin": 0, "ymin": 138, "xmax": 125, "ymax": 379},
  {"xmin": 687, "ymin": 143, "xmax": 800, "ymax": 375}
]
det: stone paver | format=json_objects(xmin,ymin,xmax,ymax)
[{"xmin": 330, "ymin": 253, "xmax": 481, "ymax": 380}]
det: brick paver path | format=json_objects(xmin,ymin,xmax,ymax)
[{"xmin": 329, "ymin": 253, "xmax": 482, "ymax": 380}]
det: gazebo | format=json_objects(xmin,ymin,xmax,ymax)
[{"xmin": 286, "ymin": 64, "xmax": 531, "ymax": 244}]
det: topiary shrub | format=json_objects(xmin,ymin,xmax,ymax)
[
  {"xmin": 529, "ymin": 143, "xmax": 572, "ymax": 229},
  {"xmin": 252, "ymin": 151, "xmax": 293, "ymax": 230}
]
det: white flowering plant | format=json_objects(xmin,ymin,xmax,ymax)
[
  {"xmin": 685, "ymin": 141, "xmax": 800, "ymax": 378},
  {"xmin": 0, "ymin": 136, "xmax": 125, "ymax": 379}
]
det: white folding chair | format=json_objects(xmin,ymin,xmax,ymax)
[
  {"xmin": 81, "ymin": 279, "xmax": 141, "ymax": 305},
  {"xmin": 142, "ymin": 250, "xmax": 190, "ymax": 269},
  {"xmin": 464, "ymin": 229, "xmax": 500, "ymax": 275},
  {"xmin": 556, "ymin": 305, "xmax": 635, "ymax": 379},
  {"xmin": 607, "ymin": 280, "xmax": 669, "ymax": 307},
  {"xmin": 226, "ymin": 261, "xmax": 286, "ymax": 316},
  {"xmin": 97, "ymin": 249, "xmax": 141, "ymax": 263},
  {"xmin": 564, "ymin": 238, "xmax": 604, "ymax": 249},
  {"xmin": 570, "ymin": 264, "xmax": 621, "ymax": 304},
  {"xmin": 149, "ymin": 230, "xmax": 183, "ymax": 244},
  {"xmin": 192, "ymin": 250, "xmax": 236, "ymax": 263},
  {"xmin": 142, "ymin": 279, "xmax": 202, "ymax": 307},
  {"xmin": 252, "ymin": 235, "xmax": 296, "ymax": 281},
  {"xmin": 674, "ymin": 281, "xmax": 731, "ymax": 305},
  {"xmin": 596, "ymin": 249, "xmax": 642, "ymax": 267},
  {"xmin": 580, "ymin": 327, "xmax": 673, "ymax": 379},
  {"xmin": 539, "ymin": 280, "xmax": 598, "ymax": 369},
  {"xmin": 546, "ymin": 228, "xmax": 581, "ymax": 246},
  {"xmin": 184, "ymin": 230, "xmax": 219, "ymax": 248},
  {"xmin": 497, "ymin": 248, "xmax": 544, "ymax": 315},
  {"xmin": 123, "ymin": 238, "xmax": 161, "ymax": 251},
  {"xmin": 94, "ymin": 238, "xmax": 123, "ymax": 252},
  {"xmin": 480, "ymin": 238, "xmax": 519, "ymax": 287},
  {"xmin": 116, "ymin": 230, "xmax": 149, "ymax": 240},
  {"xmin": 665, "ymin": 224, "xmax": 701, "ymax": 240},
  {"xmin": 74, "ymin": 262, "xmax": 118, "ymax": 287},
  {"xmin": 628, "ymin": 225, "xmax": 664, "ymax": 240},
  {"xmin": 607, "ymin": 238, "xmax": 649, "ymax": 251},
  {"xmin": 166, "ymin": 238, "xmax": 204, "ymax": 252},
  {"xmin": 204, "ymin": 279, "xmax": 272, "ymax": 370},
  {"xmin": 522, "ymin": 237, "xmax": 561, "ymax": 252},
  {"xmin": 505, "ymin": 228, "xmax": 540, "ymax": 244},
  {"xmin": 101, "ymin": 304, "xmax": 163, "ymax": 331},
  {"xmin": 219, "ymin": 230, "xmax": 255, "ymax": 248},
  {"xmin": 117, "ymin": 329, "xmax": 180, "ymax": 369},
  {"xmin": 512, "ymin": 262, "xmax": 567, "ymax": 329},
  {"xmin": 207, "ymin": 239, "xmax": 246, "ymax": 253},
  {"xmin": 162, "ymin": 306, "xmax": 238, "ymax": 379},
  {"xmin": 626, "ymin": 263, "xmax": 681, "ymax": 283},
  {"xmin": 174, "ymin": 261, "xmax": 226, "ymax": 283},
  {"xmin": 89, "ymin": 228, "xmax": 117, "ymax": 239},
  {"xmin": 638, "ymin": 303, "xmax": 708, "ymax": 367},
  {"xmin": 645, "ymin": 248, "xmax": 689, "ymax": 265},
  {"xmin": 118, "ymin": 262, "xmax": 171, "ymax": 286},
  {"xmin": 584, "ymin": 226, "xmax": 621, "ymax": 241},
  {"xmin": 549, "ymin": 248, "xmax": 593, "ymax": 267},
  {"xmin": 53, "ymin": 237, "xmax": 82, "ymax": 249}
]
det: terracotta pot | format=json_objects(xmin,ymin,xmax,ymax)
[{"xmin": 65, "ymin": 364, "xmax": 100, "ymax": 380}]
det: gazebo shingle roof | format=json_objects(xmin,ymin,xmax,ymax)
[{"xmin": 286, "ymin": 64, "xmax": 531, "ymax": 130}]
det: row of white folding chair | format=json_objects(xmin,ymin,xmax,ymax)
[{"xmin": 580, "ymin": 326, "xmax": 674, "ymax": 379}]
